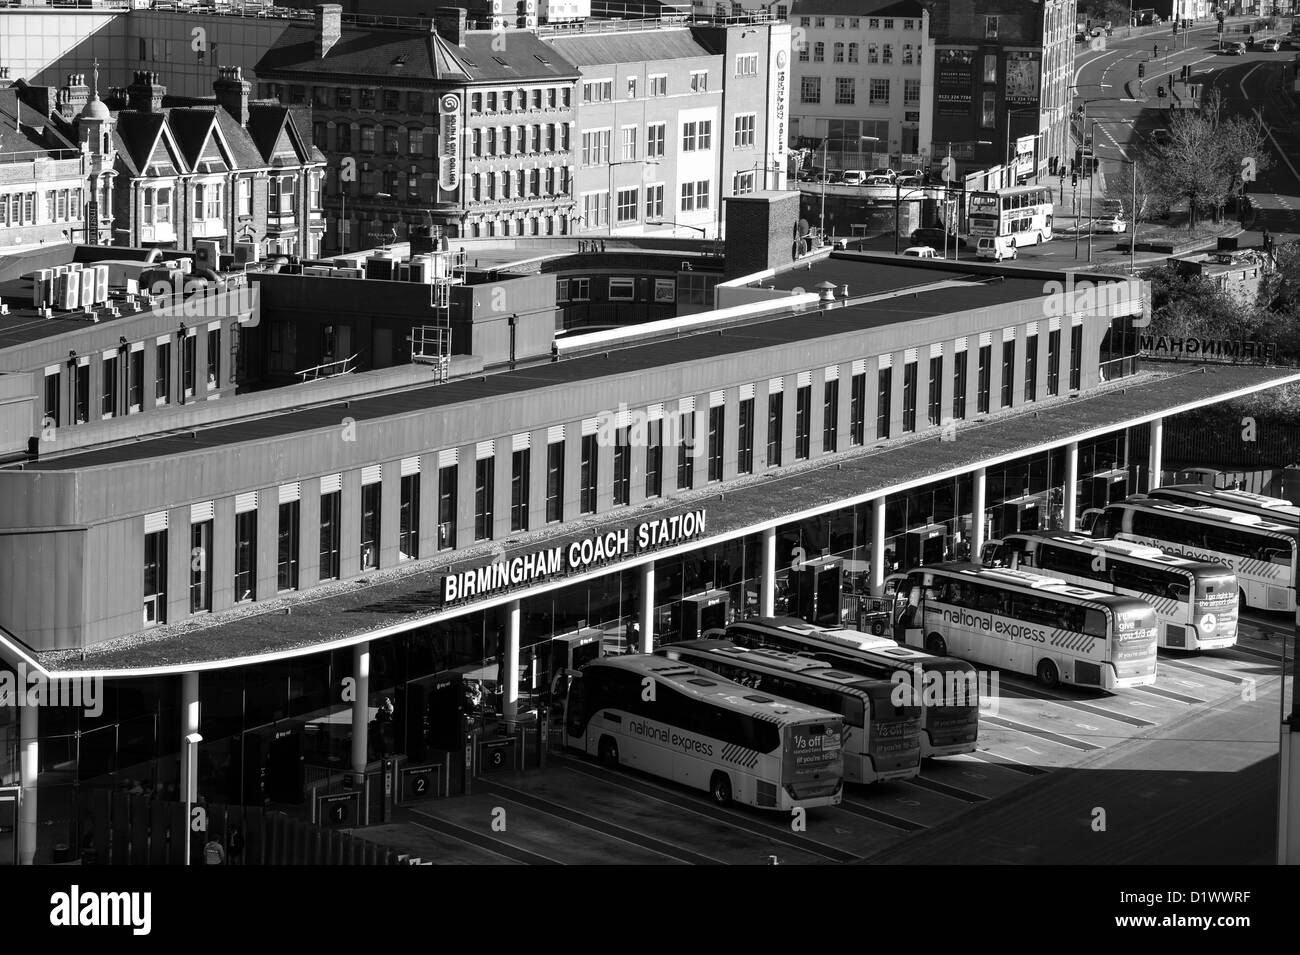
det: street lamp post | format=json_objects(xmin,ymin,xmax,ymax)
[
  {"xmin": 607, "ymin": 158, "xmax": 662, "ymax": 236},
  {"xmin": 184, "ymin": 731, "xmax": 202, "ymax": 866}
]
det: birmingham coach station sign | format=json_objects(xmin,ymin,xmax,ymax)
[
  {"xmin": 441, "ymin": 509, "xmax": 707, "ymax": 604},
  {"xmin": 1138, "ymin": 335, "xmax": 1276, "ymax": 363}
]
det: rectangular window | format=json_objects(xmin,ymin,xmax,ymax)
[
  {"xmin": 733, "ymin": 113, "xmax": 756, "ymax": 148},
  {"xmin": 182, "ymin": 333, "xmax": 196, "ymax": 397},
  {"xmin": 1047, "ymin": 329, "xmax": 1061, "ymax": 396},
  {"xmin": 977, "ymin": 344, "xmax": 992, "ymax": 413},
  {"xmin": 511, "ymin": 449, "xmax": 530, "ymax": 531},
  {"xmin": 277, "ymin": 501, "xmax": 299, "ymax": 591},
  {"xmin": 579, "ymin": 434, "xmax": 598, "ymax": 515},
  {"xmin": 953, "ymin": 350, "xmax": 968, "ymax": 419},
  {"xmin": 581, "ymin": 129, "xmax": 611, "ymax": 166},
  {"xmin": 835, "ymin": 78, "xmax": 855, "ymax": 105},
  {"xmin": 823, "ymin": 379, "xmax": 839, "ymax": 454},
  {"xmin": 360, "ymin": 482, "xmax": 380, "ymax": 570},
  {"xmin": 143, "ymin": 529, "xmax": 167, "ymax": 626},
  {"xmin": 1025, "ymin": 335, "xmax": 1039, "ymax": 402},
  {"xmin": 1001, "ymin": 340, "xmax": 1016, "ymax": 408},
  {"xmin": 985, "ymin": 15, "xmax": 999, "ymax": 39},
  {"xmin": 127, "ymin": 348, "xmax": 143, "ymax": 412},
  {"xmin": 616, "ymin": 188, "xmax": 638, "ymax": 224},
  {"xmin": 801, "ymin": 77, "xmax": 821, "ymax": 104},
  {"xmin": 790, "ymin": 389, "xmax": 811, "ymax": 462},
  {"xmin": 74, "ymin": 361, "xmax": 89, "ymax": 424},
  {"xmin": 646, "ymin": 419, "xmax": 663, "ymax": 498},
  {"xmin": 399, "ymin": 474, "xmax": 419, "ymax": 560},
  {"xmin": 582, "ymin": 192, "xmax": 609, "ymax": 229},
  {"xmin": 850, "ymin": 373, "xmax": 865, "ymax": 446},
  {"xmin": 234, "ymin": 510, "xmax": 257, "ymax": 602},
  {"xmin": 43, "ymin": 369, "xmax": 60, "ymax": 426},
  {"xmin": 438, "ymin": 465, "xmax": 457, "ymax": 549},
  {"xmin": 649, "ymin": 75, "xmax": 667, "ymax": 96},
  {"xmin": 904, "ymin": 78, "xmax": 921, "ymax": 106},
  {"xmin": 737, "ymin": 397, "xmax": 754, "ymax": 474},
  {"xmin": 736, "ymin": 53, "xmax": 758, "ymax": 76},
  {"xmin": 676, "ymin": 411, "xmax": 695, "ymax": 489},
  {"xmin": 101, "ymin": 353, "xmax": 118, "ymax": 418},
  {"xmin": 902, "ymin": 362, "xmax": 918, "ymax": 433},
  {"xmin": 870, "ymin": 78, "xmax": 890, "ymax": 105},
  {"xmin": 690, "ymin": 70, "xmax": 708, "ymax": 92},
  {"xmin": 319, "ymin": 490, "xmax": 341, "ymax": 579},
  {"xmin": 882, "ymin": 43, "xmax": 893, "ymax": 64},
  {"xmin": 621, "ymin": 125, "xmax": 637, "ymax": 160},
  {"xmin": 647, "ymin": 122, "xmax": 666, "ymax": 157},
  {"xmin": 928, "ymin": 355, "xmax": 943, "ymax": 426},
  {"xmin": 612, "ymin": 428, "xmax": 630, "ymax": 506},
  {"xmin": 546, "ymin": 442, "xmax": 564, "ymax": 523},
  {"xmin": 767, "ymin": 391, "xmax": 783, "ymax": 467},
  {"xmin": 1069, "ymin": 324, "xmax": 1083, "ymax": 390},
  {"xmin": 475, "ymin": 457, "xmax": 494, "ymax": 539},
  {"xmin": 876, "ymin": 367, "xmax": 892, "ymax": 439},
  {"xmin": 982, "ymin": 91, "xmax": 997, "ymax": 128},
  {"xmin": 190, "ymin": 520, "xmax": 212, "ymax": 613},
  {"xmin": 814, "ymin": 42, "xmax": 824, "ymax": 62},
  {"xmin": 645, "ymin": 184, "xmax": 664, "ymax": 220},
  {"xmin": 707, "ymin": 405, "xmax": 724, "ymax": 482},
  {"xmin": 582, "ymin": 79, "xmax": 614, "ymax": 102},
  {"xmin": 206, "ymin": 327, "xmax": 220, "ymax": 389}
]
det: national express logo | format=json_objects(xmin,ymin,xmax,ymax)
[
  {"xmin": 627, "ymin": 718, "xmax": 714, "ymax": 757},
  {"xmin": 941, "ymin": 608, "xmax": 1048, "ymax": 643}
]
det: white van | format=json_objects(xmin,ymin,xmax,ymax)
[
  {"xmin": 840, "ymin": 170, "xmax": 868, "ymax": 186},
  {"xmin": 977, "ymin": 236, "xmax": 1017, "ymax": 262}
]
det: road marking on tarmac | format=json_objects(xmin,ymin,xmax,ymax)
[{"xmin": 1238, "ymin": 63, "xmax": 1300, "ymax": 184}]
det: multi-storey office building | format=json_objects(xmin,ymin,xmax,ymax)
[
  {"xmin": 927, "ymin": 0, "xmax": 1075, "ymax": 178},
  {"xmin": 547, "ymin": 16, "xmax": 788, "ymax": 238},
  {"xmin": 1, "ymin": 193, "xmax": 1295, "ymax": 863},
  {"xmin": 788, "ymin": 0, "xmax": 932, "ymax": 171}
]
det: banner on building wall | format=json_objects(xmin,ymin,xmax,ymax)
[
  {"xmin": 86, "ymin": 200, "xmax": 99, "ymax": 243},
  {"xmin": 936, "ymin": 49, "xmax": 975, "ymax": 117},
  {"xmin": 438, "ymin": 93, "xmax": 461, "ymax": 193},
  {"xmin": 1005, "ymin": 52, "xmax": 1042, "ymax": 108},
  {"xmin": 766, "ymin": 26, "xmax": 791, "ymax": 190}
]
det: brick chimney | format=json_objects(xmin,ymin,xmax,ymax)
[
  {"xmin": 60, "ymin": 73, "xmax": 89, "ymax": 120},
  {"xmin": 435, "ymin": 7, "xmax": 468, "ymax": 45},
  {"xmin": 316, "ymin": 3, "xmax": 342, "ymax": 58},
  {"xmin": 214, "ymin": 66, "xmax": 251, "ymax": 126},
  {"xmin": 127, "ymin": 71, "xmax": 166, "ymax": 112}
]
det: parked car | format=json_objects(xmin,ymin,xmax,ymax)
[
  {"xmin": 797, "ymin": 165, "xmax": 825, "ymax": 183},
  {"xmin": 868, "ymin": 168, "xmax": 897, "ymax": 182},
  {"xmin": 1258, "ymin": 37, "xmax": 1281, "ymax": 52},
  {"xmin": 865, "ymin": 175, "xmax": 894, "ymax": 186},
  {"xmin": 977, "ymin": 236, "xmax": 1017, "ymax": 262},
  {"xmin": 911, "ymin": 226, "xmax": 960, "ymax": 247},
  {"xmin": 895, "ymin": 175, "xmax": 923, "ymax": 188},
  {"xmin": 1094, "ymin": 214, "xmax": 1128, "ymax": 234},
  {"xmin": 902, "ymin": 246, "xmax": 940, "ymax": 259},
  {"xmin": 840, "ymin": 170, "xmax": 868, "ymax": 186},
  {"xmin": 1151, "ymin": 128, "xmax": 1172, "ymax": 146},
  {"xmin": 899, "ymin": 168, "xmax": 925, "ymax": 180}
]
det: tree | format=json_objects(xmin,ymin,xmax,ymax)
[
  {"xmin": 1105, "ymin": 161, "xmax": 1165, "ymax": 224},
  {"xmin": 1149, "ymin": 91, "xmax": 1273, "ymax": 228}
]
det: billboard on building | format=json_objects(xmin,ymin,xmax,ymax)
[
  {"xmin": 767, "ymin": 24, "xmax": 791, "ymax": 190},
  {"xmin": 1005, "ymin": 52, "xmax": 1041, "ymax": 108},
  {"xmin": 937, "ymin": 49, "xmax": 975, "ymax": 117},
  {"xmin": 439, "ymin": 93, "xmax": 462, "ymax": 193}
]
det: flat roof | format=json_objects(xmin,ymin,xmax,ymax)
[
  {"xmin": 19, "ymin": 267, "xmax": 1068, "ymax": 472},
  {"xmin": 0, "ymin": 276, "xmax": 157, "ymax": 351},
  {"xmin": 27, "ymin": 360, "xmax": 1300, "ymax": 675}
]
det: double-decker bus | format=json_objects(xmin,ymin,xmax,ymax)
[
  {"xmin": 656, "ymin": 639, "xmax": 923, "ymax": 784},
  {"xmin": 889, "ymin": 563, "xmax": 1159, "ymax": 690},
  {"xmin": 1148, "ymin": 485, "xmax": 1300, "ymax": 526},
  {"xmin": 560, "ymin": 655, "xmax": 844, "ymax": 809},
  {"xmin": 982, "ymin": 532, "xmax": 1238, "ymax": 650},
  {"xmin": 1087, "ymin": 499, "xmax": 1297, "ymax": 613},
  {"xmin": 711, "ymin": 617, "xmax": 980, "ymax": 757},
  {"xmin": 967, "ymin": 184, "xmax": 1055, "ymax": 245}
]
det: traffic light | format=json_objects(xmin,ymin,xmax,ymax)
[
  {"xmin": 1138, "ymin": 63, "xmax": 1146, "ymax": 78},
  {"xmin": 1072, "ymin": 172, "xmax": 1078, "ymax": 186}
]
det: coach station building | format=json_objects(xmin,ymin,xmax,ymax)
[{"xmin": 0, "ymin": 192, "xmax": 1296, "ymax": 863}]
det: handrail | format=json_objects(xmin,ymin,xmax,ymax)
[{"xmin": 296, "ymin": 353, "xmax": 358, "ymax": 382}]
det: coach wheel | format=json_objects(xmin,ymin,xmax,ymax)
[
  {"xmin": 925, "ymin": 633, "xmax": 948, "ymax": 656},
  {"xmin": 1035, "ymin": 232, "xmax": 1042, "ymax": 246},
  {"xmin": 710, "ymin": 772, "xmax": 733, "ymax": 806},
  {"xmin": 1036, "ymin": 658, "xmax": 1060, "ymax": 689},
  {"xmin": 598, "ymin": 736, "xmax": 620, "ymax": 767},
  {"xmin": 1238, "ymin": 589, "xmax": 1248, "ymax": 614}
]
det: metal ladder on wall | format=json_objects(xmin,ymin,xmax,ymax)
[{"xmin": 409, "ymin": 243, "xmax": 466, "ymax": 384}]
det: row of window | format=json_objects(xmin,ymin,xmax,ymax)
[
  {"xmin": 464, "ymin": 215, "xmax": 571, "ymax": 239},
  {"xmin": 328, "ymin": 123, "xmax": 424, "ymax": 158},
  {"xmin": 798, "ymin": 16, "xmax": 920, "ymax": 30},
  {"xmin": 273, "ymin": 86, "xmax": 433, "ymax": 113},
  {"xmin": 0, "ymin": 188, "xmax": 83, "ymax": 228},
  {"xmin": 576, "ymin": 179, "xmax": 705, "ymax": 227},
  {"xmin": 470, "ymin": 123, "xmax": 571, "ymax": 159},
  {"xmin": 138, "ymin": 176, "xmax": 318, "ymax": 226},
  {"xmin": 138, "ymin": 323, "xmax": 1092, "ymax": 623},
  {"xmin": 470, "ymin": 86, "xmax": 573, "ymax": 115},
  {"xmin": 468, "ymin": 166, "xmax": 571, "ymax": 204},
  {"xmin": 798, "ymin": 41, "xmax": 922, "ymax": 66},
  {"xmin": 802, "ymin": 77, "xmax": 915, "ymax": 107},
  {"xmin": 43, "ymin": 327, "xmax": 223, "ymax": 427},
  {"xmin": 582, "ymin": 70, "xmax": 708, "ymax": 103},
  {"xmin": 337, "ymin": 165, "xmax": 435, "ymax": 202}
]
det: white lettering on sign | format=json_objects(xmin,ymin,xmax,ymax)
[{"xmin": 442, "ymin": 510, "xmax": 706, "ymax": 603}]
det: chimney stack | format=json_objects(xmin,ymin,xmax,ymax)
[
  {"xmin": 214, "ymin": 66, "xmax": 251, "ymax": 126},
  {"xmin": 316, "ymin": 4, "xmax": 342, "ymax": 59},
  {"xmin": 434, "ymin": 7, "xmax": 468, "ymax": 45},
  {"xmin": 61, "ymin": 73, "xmax": 89, "ymax": 120},
  {"xmin": 127, "ymin": 70, "xmax": 166, "ymax": 112}
]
